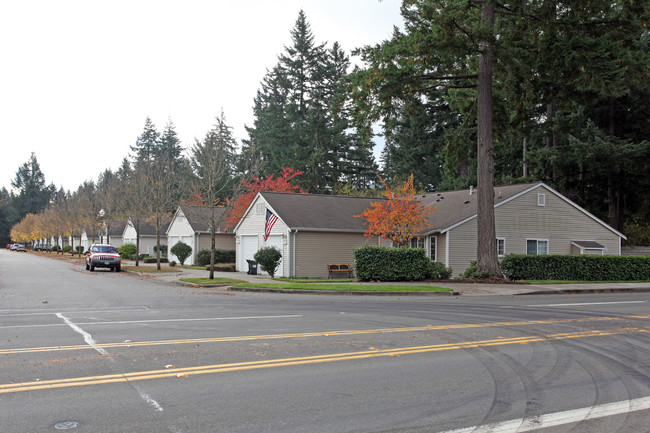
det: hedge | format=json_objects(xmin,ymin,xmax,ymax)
[
  {"xmin": 501, "ymin": 255, "xmax": 650, "ymax": 281},
  {"xmin": 197, "ymin": 249, "xmax": 236, "ymax": 266},
  {"xmin": 143, "ymin": 256, "xmax": 168, "ymax": 264},
  {"xmin": 353, "ymin": 245, "xmax": 451, "ymax": 281}
]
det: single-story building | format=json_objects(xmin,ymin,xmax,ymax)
[
  {"xmin": 234, "ymin": 182, "xmax": 626, "ymax": 278},
  {"xmin": 167, "ymin": 205, "xmax": 235, "ymax": 265},
  {"xmin": 123, "ymin": 218, "xmax": 170, "ymax": 256}
]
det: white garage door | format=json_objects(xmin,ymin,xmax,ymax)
[
  {"xmin": 240, "ymin": 235, "xmax": 258, "ymax": 273},
  {"xmin": 261, "ymin": 235, "xmax": 284, "ymax": 277}
]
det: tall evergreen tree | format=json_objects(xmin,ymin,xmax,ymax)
[
  {"xmin": 10, "ymin": 153, "xmax": 55, "ymax": 218},
  {"xmin": 245, "ymin": 10, "xmax": 376, "ymax": 193},
  {"xmin": 130, "ymin": 117, "xmax": 161, "ymax": 168}
]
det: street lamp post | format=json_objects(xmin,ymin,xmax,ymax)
[{"xmin": 98, "ymin": 209, "xmax": 105, "ymax": 243}]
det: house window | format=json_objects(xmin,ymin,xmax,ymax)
[
  {"xmin": 537, "ymin": 193, "xmax": 546, "ymax": 207},
  {"xmin": 497, "ymin": 238, "xmax": 506, "ymax": 257},
  {"xmin": 409, "ymin": 237, "xmax": 424, "ymax": 249},
  {"xmin": 430, "ymin": 236, "xmax": 437, "ymax": 261},
  {"xmin": 527, "ymin": 239, "xmax": 548, "ymax": 255}
]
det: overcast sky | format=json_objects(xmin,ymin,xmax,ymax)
[{"xmin": 1, "ymin": 0, "xmax": 403, "ymax": 193}]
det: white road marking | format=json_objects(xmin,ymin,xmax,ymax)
[
  {"xmin": 0, "ymin": 314, "xmax": 303, "ymax": 329},
  {"xmin": 439, "ymin": 395, "xmax": 650, "ymax": 433},
  {"xmin": 527, "ymin": 301, "xmax": 647, "ymax": 307},
  {"xmin": 56, "ymin": 313, "xmax": 109, "ymax": 355},
  {"xmin": 56, "ymin": 313, "xmax": 165, "ymax": 412}
]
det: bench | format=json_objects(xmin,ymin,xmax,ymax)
[{"xmin": 328, "ymin": 264, "xmax": 353, "ymax": 279}]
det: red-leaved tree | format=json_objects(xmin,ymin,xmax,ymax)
[
  {"xmin": 355, "ymin": 175, "xmax": 433, "ymax": 246},
  {"xmin": 225, "ymin": 168, "xmax": 306, "ymax": 228}
]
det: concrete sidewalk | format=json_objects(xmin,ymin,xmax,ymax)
[{"xmin": 122, "ymin": 262, "xmax": 650, "ymax": 296}]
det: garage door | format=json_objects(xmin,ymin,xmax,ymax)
[
  {"xmin": 261, "ymin": 235, "xmax": 284, "ymax": 277},
  {"xmin": 240, "ymin": 235, "xmax": 258, "ymax": 273}
]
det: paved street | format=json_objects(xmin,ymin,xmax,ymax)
[{"xmin": 1, "ymin": 250, "xmax": 650, "ymax": 432}]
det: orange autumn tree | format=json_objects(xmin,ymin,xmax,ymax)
[
  {"xmin": 355, "ymin": 175, "xmax": 433, "ymax": 246},
  {"xmin": 225, "ymin": 167, "xmax": 306, "ymax": 229}
]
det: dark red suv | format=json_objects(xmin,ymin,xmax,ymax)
[{"xmin": 85, "ymin": 244, "xmax": 121, "ymax": 272}]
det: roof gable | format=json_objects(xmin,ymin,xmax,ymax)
[{"xmin": 177, "ymin": 205, "xmax": 231, "ymax": 234}]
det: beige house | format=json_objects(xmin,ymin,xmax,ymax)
[
  {"xmin": 235, "ymin": 183, "xmax": 626, "ymax": 279},
  {"xmin": 123, "ymin": 218, "xmax": 170, "ymax": 257},
  {"xmin": 167, "ymin": 205, "xmax": 235, "ymax": 265}
]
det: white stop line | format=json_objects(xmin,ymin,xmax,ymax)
[{"xmin": 440, "ymin": 396, "xmax": 650, "ymax": 433}]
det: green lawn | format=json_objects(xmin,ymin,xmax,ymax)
[
  {"xmin": 180, "ymin": 277, "xmax": 247, "ymax": 285},
  {"xmin": 233, "ymin": 283, "xmax": 453, "ymax": 292},
  {"xmin": 123, "ymin": 266, "xmax": 182, "ymax": 273},
  {"xmin": 273, "ymin": 277, "xmax": 355, "ymax": 283}
]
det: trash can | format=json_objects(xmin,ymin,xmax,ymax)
[{"xmin": 246, "ymin": 259, "xmax": 258, "ymax": 275}]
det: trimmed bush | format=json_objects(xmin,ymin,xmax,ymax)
[
  {"xmin": 354, "ymin": 245, "xmax": 443, "ymax": 281},
  {"xmin": 428, "ymin": 261, "xmax": 453, "ymax": 280},
  {"xmin": 62, "ymin": 245, "xmax": 73, "ymax": 254},
  {"xmin": 206, "ymin": 264, "xmax": 236, "ymax": 272},
  {"xmin": 75, "ymin": 245, "xmax": 85, "ymax": 254},
  {"xmin": 170, "ymin": 241, "xmax": 192, "ymax": 265},
  {"xmin": 118, "ymin": 243, "xmax": 137, "ymax": 259},
  {"xmin": 197, "ymin": 249, "xmax": 236, "ymax": 266},
  {"xmin": 501, "ymin": 254, "xmax": 650, "ymax": 281},
  {"xmin": 254, "ymin": 246, "xmax": 283, "ymax": 278},
  {"xmin": 143, "ymin": 256, "xmax": 168, "ymax": 264}
]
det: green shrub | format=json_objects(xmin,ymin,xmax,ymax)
[
  {"xmin": 154, "ymin": 245, "xmax": 167, "ymax": 254},
  {"xmin": 462, "ymin": 260, "xmax": 491, "ymax": 280},
  {"xmin": 51, "ymin": 245, "xmax": 60, "ymax": 252},
  {"xmin": 143, "ymin": 256, "xmax": 168, "ymax": 264},
  {"xmin": 353, "ymin": 245, "xmax": 436, "ymax": 281},
  {"xmin": 118, "ymin": 243, "xmax": 137, "ymax": 258},
  {"xmin": 254, "ymin": 246, "xmax": 282, "ymax": 278},
  {"xmin": 75, "ymin": 245, "xmax": 85, "ymax": 253},
  {"xmin": 197, "ymin": 249, "xmax": 236, "ymax": 266},
  {"xmin": 501, "ymin": 254, "xmax": 650, "ymax": 281},
  {"xmin": 170, "ymin": 241, "xmax": 192, "ymax": 265},
  {"xmin": 169, "ymin": 261, "xmax": 177, "ymax": 267},
  {"xmin": 62, "ymin": 245, "xmax": 73, "ymax": 254},
  {"xmin": 428, "ymin": 261, "xmax": 453, "ymax": 280}
]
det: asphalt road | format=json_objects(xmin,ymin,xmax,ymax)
[{"xmin": 1, "ymin": 250, "xmax": 650, "ymax": 433}]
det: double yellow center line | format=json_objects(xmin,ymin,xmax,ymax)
[
  {"xmin": 2, "ymin": 314, "xmax": 648, "ymax": 355},
  {"xmin": 1, "ymin": 327, "xmax": 648, "ymax": 394}
]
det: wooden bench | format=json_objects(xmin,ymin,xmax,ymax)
[{"xmin": 328, "ymin": 264, "xmax": 353, "ymax": 279}]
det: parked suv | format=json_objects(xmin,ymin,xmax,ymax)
[{"xmin": 85, "ymin": 244, "xmax": 121, "ymax": 272}]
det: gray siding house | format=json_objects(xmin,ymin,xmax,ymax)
[{"xmin": 234, "ymin": 183, "xmax": 626, "ymax": 279}]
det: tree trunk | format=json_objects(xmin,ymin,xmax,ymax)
[
  {"xmin": 209, "ymin": 207, "xmax": 215, "ymax": 280},
  {"xmin": 155, "ymin": 220, "xmax": 161, "ymax": 271},
  {"xmin": 476, "ymin": 1, "xmax": 500, "ymax": 276}
]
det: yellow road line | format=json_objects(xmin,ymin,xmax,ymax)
[
  {"xmin": 1, "ymin": 327, "xmax": 647, "ymax": 394},
  {"xmin": 1, "ymin": 314, "xmax": 648, "ymax": 355}
]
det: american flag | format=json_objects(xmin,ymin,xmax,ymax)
[{"xmin": 264, "ymin": 209, "xmax": 278, "ymax": 242}]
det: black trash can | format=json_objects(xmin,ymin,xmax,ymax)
[{"xmin": 246, "ymin": 259, "xmax": 258, "ymax": 275}]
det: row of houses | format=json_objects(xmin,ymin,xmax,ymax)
[{"xmin": 40, "ymin": 182, "xmax": 626, "ymax": 278}]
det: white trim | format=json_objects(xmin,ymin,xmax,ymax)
[
  {"xmin": 497, "ymin": 237, "xmax": 506, "ymax": 258},
  {"xmin": 526, "ymin": 238, "xmax": 549, "ymax": 255},
  {"xmin": 537, "ymin": 193, "xmax": 546, "ymax": 207},
  {"xmin": 445, "ymin": 231, "xmax": 450, "ymax": 268}
]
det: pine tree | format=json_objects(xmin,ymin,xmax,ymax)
[
  {"xmin": 131, "ymin": 117, "xmax": 161, "ymax": 168},
  {"xmin": 10, "ymin": 153, "xmax": 55, "ymax": 218}
]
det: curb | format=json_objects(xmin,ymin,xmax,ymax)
[
  {"xmin": 228, "ymin": 286, "xmax": 459, "ymax": 296},
  {"xmin": 517, "ymin": 287, "xmax": 650, "ymax": 296}
]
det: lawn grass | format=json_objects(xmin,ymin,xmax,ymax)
[
  {"xmin": 273, "ymin": 277, "xmax": 355, "ymax": 283},
  {"xmin": 180, "ymin": 277, "xmax": 247, "ymax": 285},
  {"xmin": 123, "ymin": 266, "xmax": 182, "ymax": 273},
  {"xmin": 234, "ymin": 283, "xmax": 453, "ymax": 292}
]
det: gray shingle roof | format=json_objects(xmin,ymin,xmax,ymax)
[
  {"xmin": 260, "ymin": 183, "xmax": 541, "ymax": 233},
  {"xmin": 178, "ymin": 205, "xmax": 231, "ymax": 233}
]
